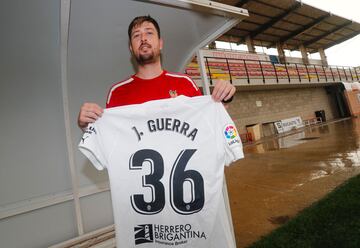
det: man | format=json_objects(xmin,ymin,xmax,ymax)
[
  {"xmin": 78, "ymin": 15, "xmax": 236, "ymax": 129},
  {"xmin": 78, "ymin": 16, "xmax": 241, "ymax": 248}
]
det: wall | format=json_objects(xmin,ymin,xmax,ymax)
[
  {"xmin": 0, "ymin": 1, "xmax": 78, "ymax": 247},
  {"xmin": 226, "ymin": 87, "xmax": 338, "ymax": 134},
  {"xmin": 344, "ymin": 90, "xmax": 360, "ymax": 116},
  {"xmin": 0, "ymin": 1, "xmax": 242, "ymax": 247},
  {"xmin": 285, "ymin": 56, "xmax": 323, "ymax": 66}
]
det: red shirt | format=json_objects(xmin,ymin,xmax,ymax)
[{"xmin": 106, "ymin": 70, "xmax": 202, "ymax": 108}]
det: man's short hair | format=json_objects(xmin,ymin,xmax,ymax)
[{"xmin": 128, "ymin": 15, "xmax": 161, "ymax": 40}]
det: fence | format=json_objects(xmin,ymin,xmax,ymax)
[{"xmin": 186, "ymin": 56, "xmax": 360, "ymax": 85}]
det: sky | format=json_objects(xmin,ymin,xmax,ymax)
[
  {"xmin": 303, "ymin": 0, "xmax": 360, "ymax": 67},
  {"xmin": 216, "ymin": 0, "xmax": 360, "ymax": 67}
]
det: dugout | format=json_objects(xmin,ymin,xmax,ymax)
[{"xmin": 0, "ymin": 1, "xmax": 247, "ymax": 247}]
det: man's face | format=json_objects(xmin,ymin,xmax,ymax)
[{"xmin": 129, "ymin": 21, "xmax": 163, "ymax": 65}]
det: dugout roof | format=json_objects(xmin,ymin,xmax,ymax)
[{"xmin": 215, "ymin": 0, "xmax": 360, "ymax": 53}]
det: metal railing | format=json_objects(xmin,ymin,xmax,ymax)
[{"xmin": 186, "ymin": 56, "xmax": 360, "ymax": 85}]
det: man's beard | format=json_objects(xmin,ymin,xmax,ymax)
[
  {"xmin": 136, "ymin": 52, "xmax": 156, "ymax": 65},
  {"xmin": 134, "ymin": 44, "xmax": 160, "ymax": 65}
]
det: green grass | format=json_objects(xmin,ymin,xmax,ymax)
[{"xmin": 248, "ymin": 174, "xmax": 360, "ymax": 248}]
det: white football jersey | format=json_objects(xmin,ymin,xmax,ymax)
[{"xmin": 79, "ymin": 95, "xmax": 243, "ymax": 248}]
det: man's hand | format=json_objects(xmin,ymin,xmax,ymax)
[
  {"xmin": 211, "ymin": 79, "xmax": 236, "ymax": 102},
  {"xmin": 78, "ymin": 103, "xmax": 103, "ymax": 130}
]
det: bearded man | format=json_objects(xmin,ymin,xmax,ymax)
[{"xmin": 78, "ymin": 15, "xmax": 236, "ymax": 129}]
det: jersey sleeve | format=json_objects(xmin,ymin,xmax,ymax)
[
  {"xmin": 78, "ymin": 120, "xmax": 115, "ymax": 170},
  {"xmin": 216, "ymin": 103, "xmax": 244, "ymax": 166}
]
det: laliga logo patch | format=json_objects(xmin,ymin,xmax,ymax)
[
  {"xmin": 224, "ymin": 125, "xmax": 237, "ymax": 139},
  {"xmin": 224, "ymin": 124, "xmax": 240, "ymax": 146}
]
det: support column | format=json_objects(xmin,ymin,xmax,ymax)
[
  {"xmin": 245, "ymin": 35, "xmax": 255, "ymax": 53},
  {"xmin": 276, "ymin": 42, "xmax": 286, "ymax": 64},
  {"xmin": 196, "ymin": 49, "xmax": 211, "ymax": 95},
  {"xmin": 318, "ymin": 48, "xmax": 328, "ymax": 67},
  {"xmin": 300, "ymin": 44, "xmax": 309, "ymax": 65},
  {"xmin": 60, "ymin": 0, "xmax": 84, "ymax": 235}
]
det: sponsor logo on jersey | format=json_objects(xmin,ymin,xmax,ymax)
[
  {"xmin": 134, "ymin": 223, "xmax": 206, "ymax": 246},
  {"xmin": 81, "ymin": 126, "xmax": 97, "ymax": 143},
  {"xmin": 224, "ymin": 124, "xmax": 240, "ymax": 146},
  {"xmin": 87, "ymin": 125, "xmax": 97, "ymax": 135},
  {"xmin": 134, "ymin": 224, "xmax": 154, "ymax": 245},
  {"xmin": 81, "ymin": 136, "xmax": 90, "ymax": 143}
]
